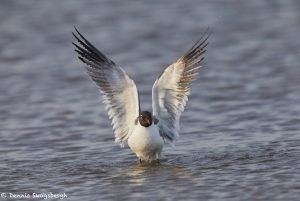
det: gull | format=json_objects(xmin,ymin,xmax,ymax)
[{"xmin": 72, "ymin": 27, "xmax": 209, "ymax": 163}]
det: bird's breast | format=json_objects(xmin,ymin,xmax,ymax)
[{"xmin": 128, "ymin": 123, "xmax": 163, "ymax": 155}]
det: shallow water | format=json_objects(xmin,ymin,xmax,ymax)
[{"xmin": 1, "ymin": 0, "xmax": 300, "ymax": 200}]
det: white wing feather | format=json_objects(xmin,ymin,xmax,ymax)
[
  {"xmin": 152, "ymin": 33, "xmax": 209, "ymax": 144},
  {"xmin": 72, "ymin": 28, "xmax": 140, "ymax": 146}
]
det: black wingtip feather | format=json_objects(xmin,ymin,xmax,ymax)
[
  {"xmin": 182, "ymin": 29, "xmax": 210, "ymax": 65},
  {"xmin": 186, "ymin": 28, "xmax": 211, "ymax": 53},
  {"xmin": 72, "ymin": 27, "xmax": 115, "ymax": 66},
  {"xmin": 78, "ymin": 56, "xmax": 85, "ymax": 63}
]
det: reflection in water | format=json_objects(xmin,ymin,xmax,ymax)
[
  {"xmin": 122, "ymin": 164, "xmax": 148, "ymax": 186},
  {"xmin": 118, "ymin": 162, "xmax": 194, "ymax": 187}
]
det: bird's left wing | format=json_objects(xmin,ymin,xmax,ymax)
[
  {"xmin": 152, "ymin": 33, "xmax": 209, "ymax": 144},
  {"xmin": 72, "ymin": 28, "xmax": 140, "ymax": 146}
]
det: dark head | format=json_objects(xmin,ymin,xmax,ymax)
[{"xmin": 139, "ymin": 111, "xmax": 152, "ymax": 127}]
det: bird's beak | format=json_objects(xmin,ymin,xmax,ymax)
[{"xmin": 146, "ymin": 119, "xmax": 151, "ymax": 125}]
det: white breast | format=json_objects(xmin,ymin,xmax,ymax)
[{"xmin": 128, "ymin": 123, "xmax": 164, "ymax": 161}]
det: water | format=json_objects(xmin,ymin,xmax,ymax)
[{"xmin": 1, "ymin": 0, "xmax": 300, "ymax": 200}]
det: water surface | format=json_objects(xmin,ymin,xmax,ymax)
[{"xmin": 0, "ymin": 0, "xmax": 300, "ymax": 200}]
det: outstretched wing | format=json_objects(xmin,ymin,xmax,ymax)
[
  {"xmin": 152, "ymin": 32, "xmax": 209, "ymax": 144},
  {"xmin": 72, "ymin": 27, "xmax": 140, "ymax": 146}
]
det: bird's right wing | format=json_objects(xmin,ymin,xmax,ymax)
[{"xmin": 72, "ymin": 27, "xmax": 140, "ymax": 147}]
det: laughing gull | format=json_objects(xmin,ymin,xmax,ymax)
[{"xmin": 72, "ymin": 27, "xmax": 209, "ymax": 162}]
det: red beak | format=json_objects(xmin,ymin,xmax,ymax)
[{"xmin": 146, "ymin": 119, "xmax": 151, "ymax": 125}]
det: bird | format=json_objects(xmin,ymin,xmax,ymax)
[{"xmin": 72, "ymin": 27, "xmax": 209, "ymax": 163}]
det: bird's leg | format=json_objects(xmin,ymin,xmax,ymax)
[
  {"xmin": 139, "ymin": 158, "xmax": 142, "ymax": 164},
  {"xmin": 156, "ymin": 153, "xmax": 160, "ymax": 164}
]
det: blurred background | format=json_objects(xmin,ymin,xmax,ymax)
[{"xmin": 0, "ymin": 0, "xmax": 299, "ymax": 201}]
